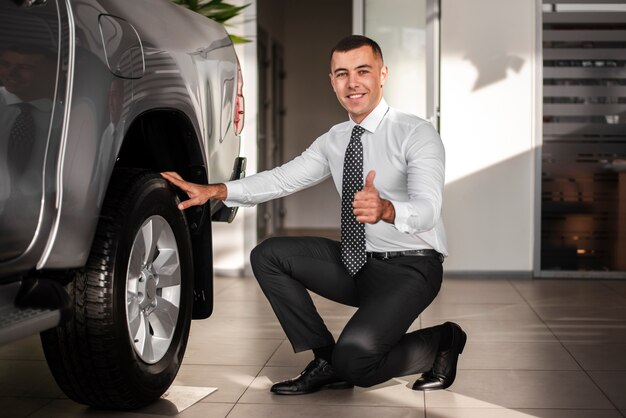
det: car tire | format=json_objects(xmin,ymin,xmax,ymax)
[{"xmin": 40, "ymin": 169, "xmax": 194, "ymax": 409}]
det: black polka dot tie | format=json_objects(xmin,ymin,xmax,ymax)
[
  {"xmin": 8, "ymin": 103, "xmax": 35, "ymax": 179},
  {"xmin": 341, "ymin": 125, "xmax": 366, "ymax": 276}
]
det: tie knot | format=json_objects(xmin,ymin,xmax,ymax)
[{"xmin": 351, "ymin": 125, "xmax": 365, "ymax": 139}]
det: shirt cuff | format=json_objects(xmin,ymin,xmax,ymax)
[
  {"xmin": 223, "ymin": 180, "xmax": 245, "ymax": 207},
  {"xmin": 391, "ymin": 200, "xmax": 411, "ymax": 233}
]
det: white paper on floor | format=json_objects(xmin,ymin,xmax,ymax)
[{"xmin": 133, "ymin": 386, "xmax": 218, "ymax": 415}]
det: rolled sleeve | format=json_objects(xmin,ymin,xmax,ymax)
[
  {"xmin": 391, "ymin": 198, "xmax": 440, "ymax": 235},
  {"xmin": 391, "ymin": 200, "xmax": 411, "ymax": 233},
  {"xmin": 223, "ymin": 180, "xmax": 250, "ymax": 207}
]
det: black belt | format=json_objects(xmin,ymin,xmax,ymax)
[{"xmin": 366, "ymin": 249, "xmax": 444, "ymax": 263}]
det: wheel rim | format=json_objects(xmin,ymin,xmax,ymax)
[{"xmin": 126, "ymin": 215, "xmax": 182, "ymax": 364}]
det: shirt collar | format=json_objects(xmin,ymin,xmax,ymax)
[
  {"xmin": 349, "ymin": 98, "xmax": 389, "ymax": 133},
  {"xmin": 1, "ymin": 87, "xmax": 20, "ymax": 105},
  {"xmin": 1, "ymin": 87, "xmax": 53, "ymax": 112}
]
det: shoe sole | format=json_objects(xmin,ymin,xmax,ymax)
[{"xmin": 271, "ymin": 381, "xmax": 354, "ymax": 395}]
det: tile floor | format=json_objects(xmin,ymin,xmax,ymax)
[{"xmin": 1, "ymin": 275, "xmax": 625, "ymax": 417}]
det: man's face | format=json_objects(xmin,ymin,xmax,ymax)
[
  {"xmin": 0, "ymin": 50, "xmax": 56, "ymax": 101},
  {"xmin": 329, "ymin": 45, "xmax": 388, "ymax": 124}
]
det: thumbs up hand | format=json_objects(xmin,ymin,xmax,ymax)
[
  {"xmin": 353, "ymin": 170, "xmax": 395, "ymax": 224},
  {"xmin": 363, "ymin": 170, "xmax": 377, "ymax": 193}
]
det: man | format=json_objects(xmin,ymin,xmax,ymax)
[
  {"xmin": 0, "ymin": 44, "xmax": 57, "ymax": 247},
  {"xmin": 0, "ymin": 44, "xmax": 57, "ymax": 195},
  {"xmin": 162, "ymin": 35, "xmax": 466, "ymax": 394}
]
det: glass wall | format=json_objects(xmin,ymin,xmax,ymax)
[
  {"xmin": 361, "ymin": 0, "xmax": 438, "ymax": 125},
  {"xmin": 541, "ymin": 1, "xmax": 626, "ymax": 274}
]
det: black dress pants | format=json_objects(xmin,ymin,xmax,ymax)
[{"xmin": 250, "ymin": 236, "xmax": 444, "ymax": 388}]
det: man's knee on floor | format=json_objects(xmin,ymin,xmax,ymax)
[{"xmin": 332, "ymin": 341, "xmax": 382, "ymax": 388}]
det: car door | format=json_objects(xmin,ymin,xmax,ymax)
[{"xmin": 0, "ymin": 0, "xmax": 63, "ymax": 263}]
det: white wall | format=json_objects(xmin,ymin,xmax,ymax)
[{"xmin": 440, "ymin": 0, "xmax": 537, "ymax": 272}]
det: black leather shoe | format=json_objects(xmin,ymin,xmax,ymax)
[
  {"xmin": 270, "ymin": 358, "xmax": 354, "ymax": 395},
  {"xmin": 412, "ymin": 322, "xmax": 467, "ymax": 391}
]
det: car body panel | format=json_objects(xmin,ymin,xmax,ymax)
[
  {"xmin": 0, "ymin": 0, "xmax": 70, "ymax": 277},
  {"xmin": 0, "ymin": 0, "xmax": 241, "ymax": 273}
]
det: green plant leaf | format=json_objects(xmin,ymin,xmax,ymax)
[
  {"xmin": 202, "ymin": 6, "xmax": 248, "ymax": 23},
  {"xmin": 197, "ymin": 3, "xmax": 248, "ymax": 18},
  {"xmin": 172, "ymin": 0, "xmax": 252, "ymax": 43},
  {"xmin": 229, "ymin": 34, "xmax": 251, "ymax": 44}
]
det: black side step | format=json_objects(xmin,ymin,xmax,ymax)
[{"xmin": 0, "ymin": 281, "xmax": 64, "ymax": 346}]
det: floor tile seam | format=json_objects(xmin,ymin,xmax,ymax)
[
  {"xmin": 182, "ymin": 362, "xmax": 285, "ymax": 367},
  {"xmin": 223, "ymin": 402, "xmax": 238, "ymax": 417},
  {"xmin": 200, "ymin": 401, "xmax": 242, "ymax": 404},
  {"xmin": 426, "ymin": 406, "xmax": 610, "ymax": 409},
  {"xmin": 503, "ymin": 280, "xmax": 626, "ymax": 393},
  {"xmin": 233, "ymin": 338, "xmax": 288, "ymax": 407},
  {"xmin": 0, "ymin": 396, "xmax": 57, "ymax": 399},
  {"xmin": 212, "ymin": 282, "xmax": 240, "ymax": 296},
  {"xmin": 181, "ymin": 358, "xmax": 279, "ymax": 364},
  {"xmin": 187, "ymin": 337, "xmax": 286, "ymax": 341},
  {"xmin": 456, "ymin": 367, "xmax": 583, "ymax": 371},
  {"xmin": 263, "ymin": 365, "xmax": 319, "ymax": 368},
  {"xmin": 188, "ymin": 336, "xmax": 290, "ymax": 340},
  {"xmin": 430, "ymin": 300, "xmax": 527, "ymax": 304},
  {"xmin": 207, "ymin": 313, "xmax": 280, "ymax": 316},
  {"xmin": 464, "ymin": 341, "xmax": 579, "ymax": 344},
  {"xmin": 422, "ymin": 406, "xmax": 621, "ymax": 411},
  {"xmin": 429, "ymin": 301, "xmax": 536, "ymax": 306},
  {"xmin": 213, "ymin": 299, "xmax": 270, "ymax": 302},
  {"xmin": 508, "ymin": 301, "xmax": 626, "ymax": 308},
  {"xmin": 550, "ymin": 329, "xmax": 625, "ymax": 413},
  {"xmin": 233, "ymin": 400, "xmax": 425, "ymax": 408},
  {"xmin": 452, "ymin": 340, "xmax": 561, "ymax": 343},
  {"xmin": 600, "ymin": 281, "xmax": 626, "ymax": 303},
  {"xmin": 24, "ymin": 397, "xmax": 55, "ymax": 418},
  {"xmin": 507, "ymin": 279, "xmax": 564, "ymax": 333}
]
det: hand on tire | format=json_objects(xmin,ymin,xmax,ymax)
[{"xmin": 160, "ymin": 172, "xmax": 227, "ymax": 210}]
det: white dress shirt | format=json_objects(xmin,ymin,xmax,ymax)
[
  {"xmin": 0, "ymin": 87, "xmax": 53, "ymax": 215},
  {"xmin": 224, "ymin": 99, "xmax": 448, "ymax": 256}
]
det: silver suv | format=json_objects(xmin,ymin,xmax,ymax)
[{"xmin": 0, "ymin": 0, "xmax": 245, "ymax": 409}]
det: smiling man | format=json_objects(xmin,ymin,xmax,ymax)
[
  {"xmin": 162, "ymin": 35, "xmax": 466, "ymax": 395},
  {"xmin": 0, "ymin": 45, "xmax": 56, "ymax": 102}
]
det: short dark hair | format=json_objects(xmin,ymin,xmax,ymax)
[{"xmin": 330, "ymin": 35, "xmax": 383, "ymax": 62}]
